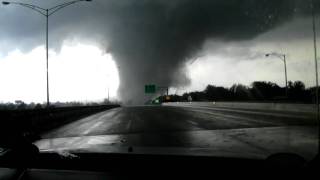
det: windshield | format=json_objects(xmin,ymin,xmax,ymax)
[{"xmin": 0, "ymin": 0, "xmax": 319, "ymax": 161}]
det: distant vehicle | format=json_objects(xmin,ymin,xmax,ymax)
[
  {"xmin": 151, "ymin": 98, "xmax": 161, "ymax": 105},
  {"xmin": 187, "ymin": 95, "xmax": 192, "ymax": 102}
]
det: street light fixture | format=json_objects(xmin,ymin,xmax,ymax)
[
  {"xmin": 2, "ymin": 0, "xmax": 92, "ymax": 107},
  {"xmin": 265, "ymin": 52, "xmax": 288, "ymax": 98}
]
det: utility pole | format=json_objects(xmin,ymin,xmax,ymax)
[{"xmin": 108, "ymin": 87, "xmax": 110, "ymax": 102}]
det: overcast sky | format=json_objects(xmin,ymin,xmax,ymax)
[{"xmin": 0, "ymin": 0, "xmax": 320, "ymax": 104}]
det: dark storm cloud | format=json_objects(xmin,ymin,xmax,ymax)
[{"xmin": 1, "ymin": 0, "xmax": 319, "ymax": 104}]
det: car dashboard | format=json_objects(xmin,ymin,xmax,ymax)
[{"xmin": 0, "ymin": 146, "xmax": 319, "ymax": 180}]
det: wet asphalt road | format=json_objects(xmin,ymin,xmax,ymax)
[
  {"xmin": 36, "ymin": 104, "xmax": 318, "ymax": 159},
  {"xmin": 41, "ymin": 104, "xmax": 316, "ymax": 139}
]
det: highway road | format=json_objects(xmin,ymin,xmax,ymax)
[{"xmin": 35, "ymin": 104, "xmax": 318, "ymax": 160}]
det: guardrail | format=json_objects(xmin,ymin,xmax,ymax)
[{"xmin": 163, "ymin": 102, "xmax": 317, "ymax": 113}]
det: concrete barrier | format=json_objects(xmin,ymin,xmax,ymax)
[
  {"xmin": 163, "ymin": 102, "xmax": 317, "ymax": 113},
  {"xmin": 0, "ymin": 105, "xmax": 120, "ymax": 145}
]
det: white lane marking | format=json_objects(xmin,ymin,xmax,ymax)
[
  {"xmin": 169, "ymin": 104, "xmax": 310, "ymax": 119},
  {"xmin": 181, "ymin": 108, "xmax": 281, "ymax": 126},
  {"xmin": 187, "ymin": 120, "xmax": 199, "ymax": 126},
  {"xmin": 83, "ymin": 121, "xmax": 104, "ymax": 135},
  {"xmin": 126, "ymin": 119, "xmax": 132, "ymax": 131}
]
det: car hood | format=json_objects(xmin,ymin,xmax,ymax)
[{"xmin": 35, "ymin": 126, "xmax": 318, "ymax": 160}]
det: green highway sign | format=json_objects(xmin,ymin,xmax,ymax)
[{"xmin": 145, "ymin": 84, "xmax": 156, "ymax": 94}]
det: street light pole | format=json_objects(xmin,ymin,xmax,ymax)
[
  {"xmin": 46, "ymin": 10, "xmax": 49, "ymax": 107},
  {"xmin": 311, "ymin": 0, "xmax": 320, "ymax": 154},
  {"xmin": 266, "ymin": 53, "xmax": 288, "ymax": 98},
  {"xmin": 2, "ymin": 0, "xmax": 92, "ymax": 107},
  {"xmin": 283, "ymin": 54, "xmax": 288, "ymax": 97}
]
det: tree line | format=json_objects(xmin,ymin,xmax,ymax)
[
  {"xmin": 158, "ymin": 81, "xmax": 316, "ymax": 104},
  {"xmin": 0, "ymin": 98, "xmax": 118, "ymax": 110}
]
